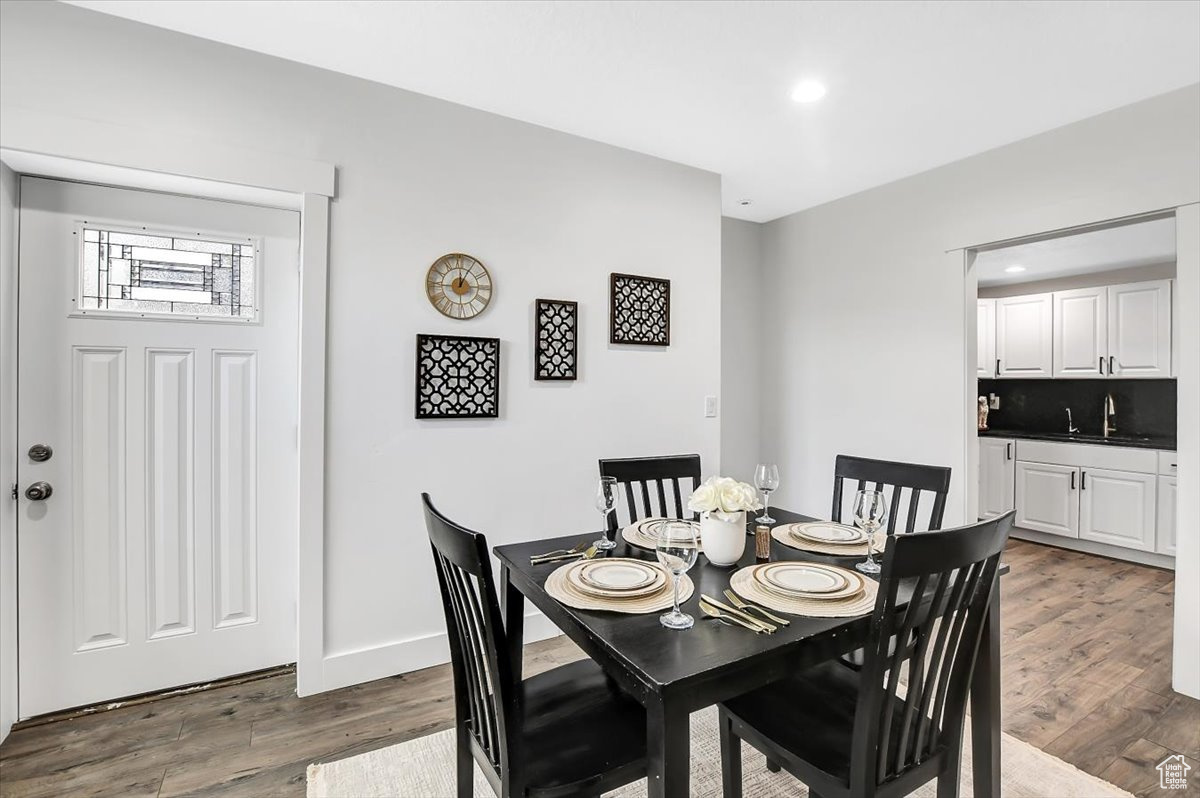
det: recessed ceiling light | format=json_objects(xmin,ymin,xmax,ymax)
[
  {"xmin": 790, "ymin": 79, "xmax": 827, "ymax": 103},
  {"xmin": 1005, "ymin": 265, "xmax": 1027, "ymax": 274},
  {"xmin": 738, "ymin": 199, "xmax": 753, "ymax": 206}
]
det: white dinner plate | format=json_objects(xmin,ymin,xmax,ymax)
[
  {"xmin": 788, "ymin": 522, "xmax": 868, "ymax": 546},
  {"xmin": 567, "ymin": 559, "xmax": 667, "ymax": 598},
  {"xmin": 751, "ymin": 563, "xmax": 864, "ymax": 600},
  {"xmin": 577, "ymin": 559, "xmax": 659, "ymax": 591}
]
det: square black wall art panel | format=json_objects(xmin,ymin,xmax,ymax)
[
  {"xmin": 415, "ymin": 334, "xmax": 501, "ymax": 419},
  {"xmin": 609, "ymin": 272, "xmax": 670, "ymax": 346},
  {"xmin": 535, "ymin": 299, "xmax": 578, "ymax": 381}
]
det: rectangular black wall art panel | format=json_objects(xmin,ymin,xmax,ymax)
[
  {"xmin": 609, "ymin": 272, "xmax": 670, "ymax": 346},
  {"xmin": 535, "ymin": 299, "xmax": 578, "ymax": 381},
  {"xmin": 415, "ymin": 334, "xmax": 500, "ymax": 419}
]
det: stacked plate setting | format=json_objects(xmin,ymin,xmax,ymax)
[
  {"xmin": 729, "ymin": 559, "xmax": 876, "ymax": 618},
  {"xmin": 787, "ymin": 521, "xmax": 868, "ymax": 547},
  {"xmin": 750, "ymin": 562, "xmax": 866, "ymax": 602},
  {"xmin": 570, "ymin": 559, "xmax": 667, "ymax": 598}
]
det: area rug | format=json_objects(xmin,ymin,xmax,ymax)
[{"xmin": 307, "ymin": 706, "xmax": 1133, "ymax": 797}]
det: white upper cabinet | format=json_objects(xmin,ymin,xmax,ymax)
[
  {"xmin": 996, "ymin": 293, "xmax": 1052, "ymax": 378},
  {"xmin": 1053, "ymin": 287, "xmax": 1106, "ymax": 377},
  {"xmin": 1107, "ymin": 279, "xmax": 1172, "ymax": 378},
  {"xmin": 977, "ymin": 299, "xmax": 996, "ymax": 378}
]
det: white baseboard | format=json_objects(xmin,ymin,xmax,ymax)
[
  {"xmin": 1010, "ymin": 527, "xmax": 1175, "ymax": 570},
  {"xmin": 319, "ymin": 611, "xmax": 563, "ymax": 694}
]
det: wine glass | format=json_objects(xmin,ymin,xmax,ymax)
[
  {"xmin": 593, "ymin": 477, "xmax": 619, "ymax": 551},
  {"xmin": 754, "ymin": 464, "xmax": 780, "ymax": 524},
  {"xmin": 853, "ymin": 489, "xmax": 887, "ymax": 575},
  {"xmin": 656, "ymin": 520, "xmax": 700, "ymax": 630}
]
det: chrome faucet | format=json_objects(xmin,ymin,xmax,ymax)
[
  {"xmin": 1103, "ymin": 394, "xmax": 1117, "ymax": 438},
  {"xmin": 1066, "ymin": 408, "xmax": 1079, "ymax": 434}
]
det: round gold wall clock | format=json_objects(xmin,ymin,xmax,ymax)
[{"xmin": 426, "ymin": 253, "xmax": 493, "ymax": 319}]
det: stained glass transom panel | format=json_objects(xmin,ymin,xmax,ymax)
[{"xmin": 78, "ymin": 227, "xmax": 257, "ymax": 320}]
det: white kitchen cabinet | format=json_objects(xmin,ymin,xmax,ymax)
[
  {"xmin": 1078, "ymin": 468, "xmax": 1156, "ymax": 552},
  {"xmin": 1157, "ymin": 476, "xmax": 1177, "ymax": 555},
  {"xmin": 977, "ymin": 299, "xmax": 996, "ymax": 378},
  {"xmin": 979, "ymin": 438, "xmax": 1015, "ymax": 519},
  {"xmin": 996, "ymin": 293, "xmax": 1052, "ymax": 378},
  {"xmin": 1108, "ymin": 279, "xmax": 1172, "ymax": 378},
  {"xmin": 1015, "ymin": 461, "xmax": 1078, "ymax": 537},
  {"xmin": 1053, "ymin": 287, "xmax": 1106, "ymax": 377}
]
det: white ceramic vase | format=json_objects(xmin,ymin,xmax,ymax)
[{"xmin": 701, "ymin": 511, "xmax": 746, "ymax": 566}]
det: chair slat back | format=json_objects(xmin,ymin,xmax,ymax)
[
  {"xmin": 849, "ymin": 511, "xmax": 1014, "ymax": 793},
  {"xmin": 831, "ymin": 455, "xmax": 952, "ymax": 535},
  {"xmin": 599, "ymin": 454, "xmax": 702, "ymax": 530},
  {"xmin": 424, "ymin": 494, "xmax": 515, "ymax": 791}
]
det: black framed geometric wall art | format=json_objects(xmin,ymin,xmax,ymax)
[
  {"xmin": 609, "ymin": 272, "xmax": 670, "ymax": 346},
  {"xmin": 415, "ymin": 334, "xmax": 501, "ymax": 419},
  {"xmin": 534, "ymin": 298, "xmax": 578, "ymax": 381}
]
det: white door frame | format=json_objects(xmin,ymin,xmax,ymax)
[
  {"xmin": 954, "ymin": 206, "xmax": 1199, "ymax": 699},
  {"xmin": 0, "ymin": 108, "xmax": 333, "ymax": 703}
]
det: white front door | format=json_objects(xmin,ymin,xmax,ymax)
[{"xmin": 16, "ymin": 177, "xmax": 299, "ymax": 718}]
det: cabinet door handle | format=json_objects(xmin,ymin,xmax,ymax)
[
  {"xmin": 1006, "ymin": 443, "xmax": 1012, "ymax": 461},
  {"xmin": 1109, "ymin": 355, "xmax": 1114, "ymax": 374},
  {"xmin": 1099, "ymin": 356, "xmax": 1104, "ymax": 375},
  {"xmin": 1070, "ymin": 471, "xmax": 1076, "ymax": 490},
  {"xmin": 996, "ymin": 358, "xmax": 1001, "ymax": 375},
  {"xmin": 1081, "ymin": 471, "xmax": 1087, "ymax": 490}
]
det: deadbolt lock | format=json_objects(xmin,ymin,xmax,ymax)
[{"xmin": 28, "ymin": 444, "xmax": 53, "ymax": 462}]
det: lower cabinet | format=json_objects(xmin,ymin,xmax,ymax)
[
  {"xmin": 978, "ymin": 438, "xmax": 1014, "ymax": 518},
  {"xmin": 1157, "ymin": 476, "xmax": 1177, "ymax": 555},
  {"xmin": 1015, "ymin": 461, "xmax": 1079, "ymax": 537},
  {"xmin": 1078, "ymin": 468, "xmax": 1156, "ymax": 552},
  {"xmin": 1006, "ymin": 440, "xmax": 1172, "ymax": 560}
]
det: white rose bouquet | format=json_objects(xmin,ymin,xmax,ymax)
[{"xmin": 688, "ymin": 476, "xmax": 762, "ymax": 522}]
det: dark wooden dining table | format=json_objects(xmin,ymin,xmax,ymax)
[{"xmin": 493, "ymin": 507, "xmax": 1005, "ymax": 798}]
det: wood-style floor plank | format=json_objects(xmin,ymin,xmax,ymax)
[{"xmin": 0, "ymin": 539, "xmax": 1196, "ymax": 798}]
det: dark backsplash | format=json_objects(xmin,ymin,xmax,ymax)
[{"xmin": 977, "ymin": 379, "xmax": 1177, "ymax": 439}]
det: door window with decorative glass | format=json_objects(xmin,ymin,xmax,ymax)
[{"xmin": 76, "ymin": 225, "xmax": 259, "ymax": 321}]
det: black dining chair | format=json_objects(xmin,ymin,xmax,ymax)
[
  {"xmin": 719, "ymin": 511, "xmax": 1015, "ymax": 798},
  {"xmin": 831, "ymin": 455, "xmax": 952, "ymax": 535},
  {"xmin": 424, "ymin": 493, "xmax": 648, "ymax": 797},
  {"xmin": 598, "ymin": 453, "xmax": 702, "ymax": 531}
]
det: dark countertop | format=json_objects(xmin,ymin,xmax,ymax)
[{"xmin": 979, "ymin": 428, "xmax": 1175, "ymax": 451}]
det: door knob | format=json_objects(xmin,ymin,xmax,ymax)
[{"xmin": 24, "ymin": 482, "xmax": 53, "ymax": 501}]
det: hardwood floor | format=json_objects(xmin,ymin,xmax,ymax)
[{"xmin": 1, "ymin": 539, "xmax": 1196, "ymax": 797}]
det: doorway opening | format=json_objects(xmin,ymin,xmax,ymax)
[{"xmin": 969, "ymin": 213, "xmax": 1177, "ymax": 569}]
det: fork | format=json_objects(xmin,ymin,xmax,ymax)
[
  {"xmin": 532, "ymin": 537, "xmax": 592, "ymax": 564},
  {"xmin": 698, "ymin": 597, "xmax": 771, "ymax": 634},
  {"xmin": 723, "ymin": 589, "xmax": 791, "ymax": 627}
]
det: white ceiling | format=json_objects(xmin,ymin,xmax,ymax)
[
  {"xmin": 65, "ymin": 1, "xmax": 1200, "ymax": 223},
  {"xmin": 974, "ymin": 217, "xmax": 1176, "ymax": 287}
]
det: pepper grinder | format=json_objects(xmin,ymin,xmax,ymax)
[{"xmin": 754, "ymin": 524, "xmax": 771, "ymax": 562}]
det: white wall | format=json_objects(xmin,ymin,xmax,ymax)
[
  {"xmin": 720, "ymin": 217, "xmax": 764, "ymax": 484},
  {"xmin": 0, "ymin": 163, "xmax": 18, "ymax": 741},
  {"xmin": 0, "ymin": 1, "xmax": 722, "ymax": 696},
  {"xmin": 759, "ymin": 84, "xmax": 1200, "ymax": 696}
]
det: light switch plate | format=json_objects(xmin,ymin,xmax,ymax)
[
  {"xmin": 704, "ymin": 395, "xmax": 718, "ymax": 418},
  {"xmin": 989, "ymin": 394, "xmax": 1000, "ymax": 410}
]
